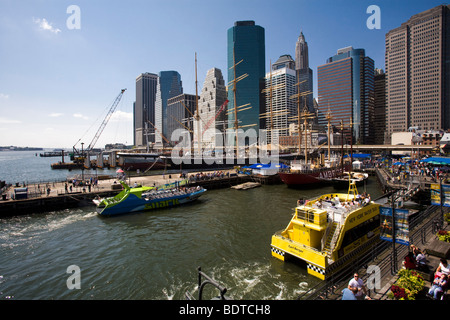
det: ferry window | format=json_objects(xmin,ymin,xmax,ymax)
[{"xmin": 340, "ymin": 216, "xmax": 380, "ymax": 250}]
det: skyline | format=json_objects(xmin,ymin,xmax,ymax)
[{"xmin": 0, "ymin": 0, "xmax": 445, "ymax": 148}]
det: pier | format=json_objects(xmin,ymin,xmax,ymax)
[{"xmin": 0, "ymin": 169, "xmax": 253, "ymax": 217}]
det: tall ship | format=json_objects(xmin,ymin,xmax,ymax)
[
  {"xmin": 271, "ymin": 182, "xmax": 380, "ymax": 280},
  {"xmin": 278, "ymin": 159, "xmax": 351, "ymax": 187}
]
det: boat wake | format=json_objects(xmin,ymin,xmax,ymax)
[{"xmin": 176, "ymin": 261, "xmax": 312, "ymax": 300}]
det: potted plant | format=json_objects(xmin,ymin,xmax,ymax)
[
  {"xmin": 388, "ymin": 269, "xmax": 425, "ymax": 300},
  {"xmin": 437, "ymin": 229, "xmax": 450, "ymax": 242}
]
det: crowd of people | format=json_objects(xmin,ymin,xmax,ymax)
[
  {"xmin": 187, "ymin": 170, "xmax": 230, "ymax": 182},
  {"xmin": 341, "ymin": 247, "xmax": 449, "ymax": 300},
  {"xmin": 380, "ymin": 158, "xmax": 450, "ymax": 185},
  {"xmin": 400, "ymin": 244, "xmax": 449, "ymax": 300},
  {"xmin": 305, "ymin": 192, "xmax": 372, "ymax": 213}
]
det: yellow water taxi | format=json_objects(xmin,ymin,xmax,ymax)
[{"xmin": 271, "ymin": 182, "xmax": 380, "ymax": 280}]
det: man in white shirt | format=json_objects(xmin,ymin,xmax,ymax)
[{"xmin": 348, "ymin": 273, "xmax": 368, "ymax": 300}]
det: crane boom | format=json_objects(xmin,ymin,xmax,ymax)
[{"xmin": 87, "ymin": 88, "xmax": 126, "ymax": 151}]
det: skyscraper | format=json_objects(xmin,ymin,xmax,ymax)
[
  {"xmin": 317, "ymin": 47, "xmax": 375, "ymax": 144},
  {"xmin": 154, "ymin": 71, "xmax": 183, "ymax": 146},
  {"xmin": 385, "ymin": 5, "xmax": 450, "ymax": 140},
  {"xmin": 194, "ymin": 67, "xmax": 227, "ymax": 149},
  {"xmin": 167, "ymin": 93, "xmax": 197, "ymax": 144},
  {"xmin": 227, "ymin": 21, "xmax": 265, "ymax": 141},
  {"xmin": 264, "ymin": 55, "xmax": 297, "ymax": 144},
  {"xmin": 295, "ymin": 31, "xmax": 314, "ymax": 114},
  {"xmin": 135, "ymin": 73, "xmax": 158, "ymax": 147},
  {"xmin": 374, "ymin": 69, "xmax": 386, "ymax": 145}
]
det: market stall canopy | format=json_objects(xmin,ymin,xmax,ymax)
[
  {"xmin": 419, "ymin": 157, "xmax": 450, "ymax": 165},
  {"xmin": 247, "ymin": 163, "xmax": 288, "ymax": 169},
  {"xmin": 343, "ymin": 153, "xmax": 371, "ymax": 159}
]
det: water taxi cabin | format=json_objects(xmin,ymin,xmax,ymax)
[{"xmin": 271, "ymin": 183, "xmax": 380, "ymax": 280}]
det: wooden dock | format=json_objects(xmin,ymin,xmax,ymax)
[{"xmin": 0, "ymin": 169, "xmax": 252, "ymax": 217}]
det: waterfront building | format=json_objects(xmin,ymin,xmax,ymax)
[
  {"xmin": 154, "ymin": 71, "xmax": 183, "ymax": 147},
  {"xmin": 227, "ymin": 21, "xmax": 266, "ymax": 143},
  {"xmin": 385, "ymin": 4, "xmax": 450, "ymax": 139},
  {"xmin": 317, "ymin": 46, "xmax": 375, "ymax": 144},
  {"xmin": 374, "ymin": 69, "xmax": 386, "ymax": 144},
  {"xmin": 295, "ymin": 31, "xmax": 314, "ymax": 114},
  {"xmin": 167, "ymin": 93, "xmax": 198, "ymax": 145},
  {"xmin": 264, "ymin": 56, "xmax": 297, "ymax": 144},
  {"xmin": 193, "ymin": 67, "xmax": 228, "ymax": 149},
  {"xmin": 135, "ymin": 73, "xmax": 158, "ymax": 147}
]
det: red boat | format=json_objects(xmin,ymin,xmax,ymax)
[{"xmin": 278, "ymin": 160, "xmax": 351, "ymax": 187}]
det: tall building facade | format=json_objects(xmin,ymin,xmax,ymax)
[
  {"xmin": 374, "ymin": 69, "xmax": 386, "ymax": 145},
  {"xmin": 317, "ymin": 47, "xmax": 375, "ymax": 144},
  {"xmin": 264, "ymin": 55, "xmax": 297, "ymax": 144},
  {"xmin": 385, "ymin": 5, "xmax": 450, "ymax": 140},
  {"xmin": 194, "ymin": 67, "xmax": 227, "ymax": 149},
  {"xmin": 227, "ymin": 21, "xmax": 265, "ymax": 141},
  {"xmin": 167, "ymin": 93, "xmax": 197, "ymax": 145},
  {"xmin": 295, "ymin": 31, "xmax": 314, "ymax": 114},
  {"xmin": 135, "ymin": 73, "xmax": 158, "ymax": 147},
  {"xmin": 154, "ymin": 71, "xmax": 183, "ymax": 146}
]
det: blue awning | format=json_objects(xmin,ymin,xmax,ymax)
[
  {"xmin": 343, "ymin": 153, "xmax": 371, "ymax": 159},
  {"xmin": 420, "ymin": 157, "xmax": 450, "ymax": 165},
  {"xmin": 248, "ymin": 163, "xmax": 288, "ymax": 169}
]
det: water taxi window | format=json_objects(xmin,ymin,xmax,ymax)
[{"xmin": 341, "ymin": 215, "xmax": 380, "ymax": 249}]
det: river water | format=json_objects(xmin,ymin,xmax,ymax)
[{"xmin": 0, "ymin": 151, "xmax": 383, "ymax": 300}]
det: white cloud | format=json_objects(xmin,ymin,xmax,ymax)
[
  {"xmin": 0, "ymin": 93, "xmax": 9, "ymax": 99},
  {"xmin": 33, "ymin": 17, "xmax": 61, "ymax": 34},
  {"xmin": 0, "ymin": 117, "xmax": 22, "ymax": 124},
  {"xmin": 49, "ymin": 113, "xmax": 63, "ymax": 117},
  {"xmin": 73, "ymin": 113, "xmax": 89, "ymax": 120},
  {"xmin": 110, "ymin": 110, "xmax": 133, "ymax": 122}
]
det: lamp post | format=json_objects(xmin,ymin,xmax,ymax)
[{"xmin": 391, "ymin": 190, "xmax": 397, "ymax": 274}]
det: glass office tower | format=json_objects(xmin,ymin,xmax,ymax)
[
  {"xmin": 154, "ymin": 71, "xmax": 183, "ymax": 146},
  {"xmin": 227, "ymin": 21, "xmax": 265, "ymax": 141},
  {"xmin": 317, "ymin": 47, "xmax": 374, "ymax": 144}
]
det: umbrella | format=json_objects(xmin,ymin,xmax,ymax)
[{"xmin": 116, "ymin": 169, "xmax": 124, "ymax": 173}]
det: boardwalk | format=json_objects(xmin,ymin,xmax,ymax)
[{"xmin": 0, "ymin": 169, "xmax": 249, "ymax": 217}]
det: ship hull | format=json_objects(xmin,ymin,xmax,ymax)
[
  {"xmin": 96, "ymin": 188, "xmax": 206, "ymax": 216},
  {"xmin": 117, "ymin": 153, "xmax": 167, "ymax": 171},
  {"xmin": 279, "ymin": 164, "xmax": 351, "ymax": 187}
]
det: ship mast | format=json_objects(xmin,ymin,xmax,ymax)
[
  {"xmin": 195, "ymin": 52, "xmax": 201, "ymax": 157},
  {"xmin": 302, "ymin": 105, "xmax": 314, "ymax": 164},
  {"xmin": 227, "ymin": 48, "xmax": 249, "ymax": 156},
  {"xmin": 290, "ymin": 78, "xmax": 312, "ymax": 160},
  {"xmin": 232, "ymin": 49, "xmax": 239, "ymax": 152},
  {"xmin": 325, "ymin": 109, "xmax": 332, "ymax": 162}
]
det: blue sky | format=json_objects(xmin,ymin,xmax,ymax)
[{"xmin": 0, "ymin": 0, "xmax": 445, "ymax": 148}]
